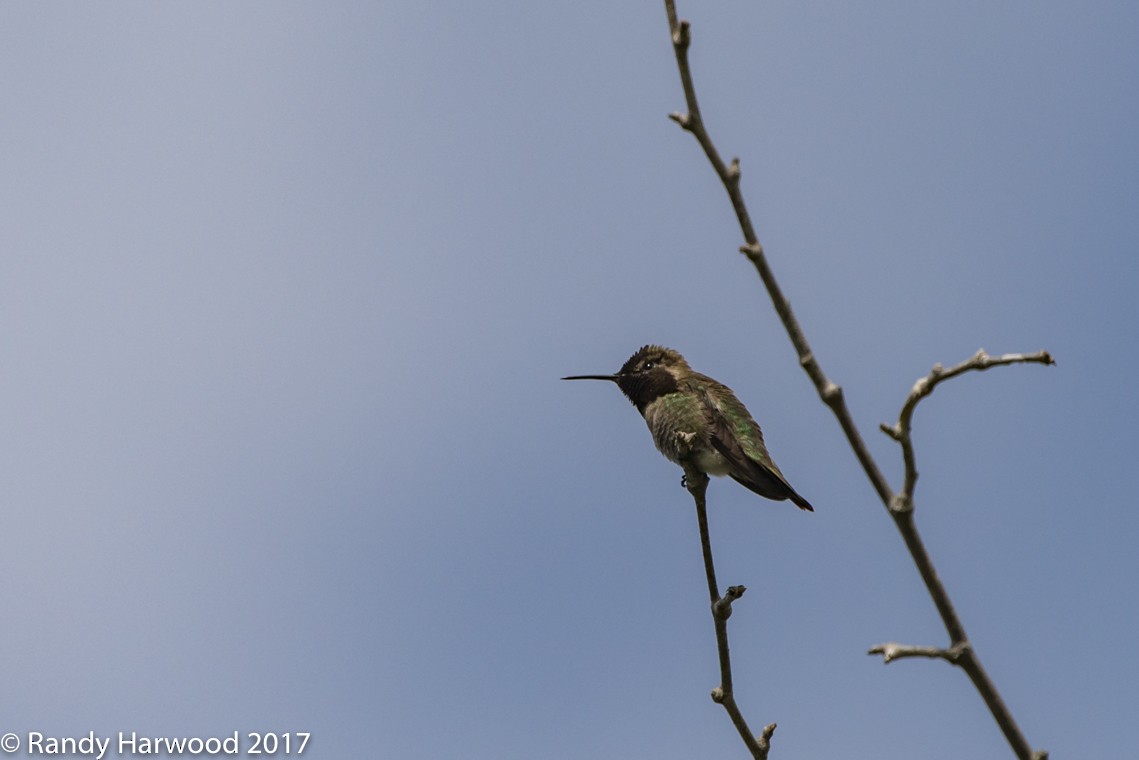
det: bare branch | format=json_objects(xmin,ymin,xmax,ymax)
[
  {"xmin": 664, "ymin": 0, "xmax": 894, "ymax": 507},
  {"xmin": 660, "ymin": 2, "xmax": 1052, "ymax": 758},
  {"xmin": 869, "ymin": 641, "xmax": 969, "ymax": 665},
  {"xmin": 685, "ymin": 468, "xmax": 774, "ymax": 760},
  {"xmin": 883, "ymin": 349, "xmax": 1056, "ymax": 506}
]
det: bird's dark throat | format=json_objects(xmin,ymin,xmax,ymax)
[{"xmin": 616, "ymin": 368, "xmax": 679, "ymax": 413}]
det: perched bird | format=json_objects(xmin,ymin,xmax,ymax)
[{"xmin": 563, "ymin": 345, "xmax": 813, "ymax": 511}]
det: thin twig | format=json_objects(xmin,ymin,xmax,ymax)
[
  {"xmin": 880, "ymin": 349, "xmax": 1056, "ymax": 508},
  {"xmin": 868, "ymin": 641, "xmax": 969, "ymax": 665},
  {"xmin": 685, "ymin": 468, "xmax": 774, "ymax": 760},
  {"xmin": 660, "ymin": 2, "xmax": 1051, "ymax": 758}
]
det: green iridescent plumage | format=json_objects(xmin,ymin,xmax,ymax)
[{"xmin": 564, "ymin": 345, "xmax": 813, "ymax": 511}]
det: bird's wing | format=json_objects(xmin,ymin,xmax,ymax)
[{"xmin": 694, "ymin": 376, "xmax": 813, "ymax": 509}]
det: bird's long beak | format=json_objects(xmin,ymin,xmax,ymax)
[{"xmin": 561, "ymin": 374, "xmax": 619, "ymax": 382}]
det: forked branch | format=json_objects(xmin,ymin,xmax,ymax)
[
  {"xmin": 880, "ymin": 349, "xmax": 1056, "ymax": 508},
  {"xmin": 661, "ymin": 2, "xmax": 1051, "ymax": 758}
]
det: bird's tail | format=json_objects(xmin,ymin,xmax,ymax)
[{"xmin": 789, "ymin": 490, "xmax": 814, "ymax": 512}]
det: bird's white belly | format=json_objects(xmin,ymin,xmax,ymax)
[{"xmin": 694, "ymin": 447, "xmax": 731, "ymax": 477}]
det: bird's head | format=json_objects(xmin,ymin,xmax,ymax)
[{"xmin": 562, "ymin": 345, "xmax": 690, "ymax": 412}]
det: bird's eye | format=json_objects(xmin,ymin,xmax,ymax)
[{"xmin": 643, "ymin": 361, "xmax": 655, "ymax": 370}]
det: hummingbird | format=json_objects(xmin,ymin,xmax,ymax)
[{"xmin": 563, "ymin": 345, "xmax": 813, "ymax": 511}]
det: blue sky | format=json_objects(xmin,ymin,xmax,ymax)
[{"xmin": 1, "ymin": 2, "xmax": 1136, "ymax": 758}]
